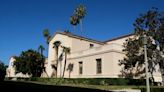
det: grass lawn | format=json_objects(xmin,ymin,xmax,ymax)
[
  {"xmin": 1, "ymin": 80, "xmax": 164, "ymax": 92},
  {"xmin": 21, "ymin": 80, "xmax": 164, "ymax": 91},
  {"xmin": 0, "ymin": 81, "xmax": 109, "ymax": 92}
]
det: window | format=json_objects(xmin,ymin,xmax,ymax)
[
  {"xmin": 79, "ymin": 61, "xmax": 83, "ymax": 75},
  {"xmin": 96, "ymin": 58, "xmax": 102, "ymax": 74},
  {"xmin": 90, "ymin": 44, "xmax": 94, "ymax": 48}
]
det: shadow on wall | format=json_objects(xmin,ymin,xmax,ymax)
[
  {"xmin": 0, "ymin": 81, "xmax": 109, "ymax": 92},
  {"xmin": 67, "ymin": 63, "xmax": 74, "ymax": 78}
]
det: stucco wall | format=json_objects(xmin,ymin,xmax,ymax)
[
  {"xmin": 106, "ymin": 35, "xmax": 133, "ymax": 45},
  {"xmin": 71, "ymin": 37, "xmax": 101, "ymax": 53},
  {"xmin": 47, "ymin": 33, "xmax": 103, "ymax": 77},
  {"xmin": 61, "ymin": 43, "xmax": 125, "ymax": 78},
  {"xmin": 45, "ymin": 33, "xmax": 162, "ymax": 83},
  {"xmin": 47, "ymin": 34, "xmax": 72, "ymax": 77},
  {"xmin": 62, "ymin": 51, "xmax": 124, "ymax": 78},
  {"xmin": 6, "ymin": 57, "xmax": 29, "ymax": 78},
  {"xmin": 6, "ymin": 57, "xmax": 16, "ymax": 77},
  {"xmin": 47, "ymin": 33, "xmax": 126, "ymax": 78}
]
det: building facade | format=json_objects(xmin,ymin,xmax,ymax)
[
  {"xmin": 7, "ymin": 31, "xmax": 163, "ymax": 83},
  {"xmin": 46, "ymin": 31, "xmax": 162, "ymax": 82},
  {"xmin": 6, "ymin": 57, "xmax": 29, "ymax": 78}
]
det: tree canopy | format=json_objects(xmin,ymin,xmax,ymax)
[
  {"xmin": 43, "ymin": 28, "xmax": 51, "ymax": 44},
  {"xmin": 0, "ymin": 61, "xmax": 7, "ymax": 81},
  {"xmin": 119, "ymin": 8, "xmax": 164, "ymax": 81},
  {"xmin": 14, "ymin": 49, "xmax": 45, "ymax": 77}
]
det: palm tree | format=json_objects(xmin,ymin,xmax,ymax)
[
  {"xmin": 75, "ymin": 4, "xmax": 86, "ymax": 33},
  {"xmin": 52, "ymin": 41, "xmax": 61, "ymax": 78},
  {"xmin": 70, "ymin": 15, "xmax": 79, "ymax": 31},
  {"xmin": 38, "ymin": 45, "xmax": 45, "ymax": 56},
  {"xmin": 38, "ymin": 45, "xmax": 49, "ymax": 77},
  {"xmin": 61, "ymin": 46, "xmax": 70, "ymax": 78},
  {"xmin": 43, "ymin": 29, "xmax": 51, "ymax": 44}
]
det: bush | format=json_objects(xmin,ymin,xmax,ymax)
[
  {"xmin": 139, "ymin": 87, "xmax": 164, "ymax": 92},
  {"xmin": 16, "ymin": 77, "xmax": 146, "ymax": 86},
  {"xmin": 9, "ymin": 77, "xmax": 164, "ymax": 91},
  {"xmin": 0, "ymin": 62, "xmax": 7, "ymax": 81}
]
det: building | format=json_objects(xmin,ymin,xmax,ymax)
[
  {"xmin": 6, "ymin": 57, "xmax": 29, "ymax": 78},
  {"xmin": 6, "ymin": 56, "xmax": 48, "ymax": 78},
  {"xmin": 6, "ymin": 31, "xmax": 163, "ymax": 83},
  {"xmin": 45, "ymin": 31, "xmax": 162, "ymax": 82}
]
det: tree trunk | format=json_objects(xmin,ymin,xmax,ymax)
[
  {"xmin": 60, "ymin": 57, "xmax": 62, "ymax": 78},
  {"xmin": 41, "ymin": 49, "xmax": 43, "ymax": 57},
  {"xmin": 43, "ymin": 67, "xmax": 49, "ymax": 78},
  {"xmin": 55, "ymin": 48, "xmax": 58, "ymax": 78},
  {"xmin": 62, "ymin": 52, "xmax": 67, "ymax": 78}
]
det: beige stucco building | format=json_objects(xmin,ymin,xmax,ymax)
[
  {"xmin": 6, "ymin": 57, "xmax": 29, "ymax": 78},
  {"xmin": 45, "ymin": 31, "xmax": 162, "ymax": 82},
  {"xmin": 6, "ymin": 56, "xmax": 49, "ymax": 78},
  {"xmin": 7, "ymin": 31, "xmax": 163, "ymax": 83}
]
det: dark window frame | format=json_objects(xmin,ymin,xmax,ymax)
[
  {"xmin": 96, "ymin": 58, "xmax": 102, "ymax": 74},
  {"xmin": 79, "ymin": 61, "xmax": 83, "ymax": 75}
]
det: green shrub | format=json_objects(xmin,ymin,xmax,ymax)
[
  {"xmin": 14, "ymin": 77, "xmax": 147, "ymax": 86},
  {"xmin": 139, "ymin": 88, "xmax": 164, "ymax": 92},
  {"xmin": 9, "ymin": 77, "xmax": 164, "ymax": 91},
  {"xmin": 0, "ymin": 62, "xmax": 7, "ymax": 81}
]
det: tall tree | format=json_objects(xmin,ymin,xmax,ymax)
[
  {"xmin": 0, "ymin": 61, "xmax": 7, "ymax": 81},
  {"xmin": 75, "ymin": 4, "xmax": 86, "ymax": 33},
  {"xmin": 38, "ymin": 45, "xmax": 45, "ymax": 56},
  {"xmin": 43, "ymin": 29, "xmax": 51, "ymax": 44},
  {"xmin": 119, "ymin": 8, "xmax": 164, "ymax": 83},
  {"xmin": 52, "ymin": 41, "xmax": 61, "ymax": 78},
  {"xmin": 61, "ymin": 46, "xmax": 70, "ymax": 78},
  {"xmin": 38, "ymin": 45, "xmax": 49, "ymax": 77},
  {"xmin": 14, "ymin": 49, "xmax": 45, "ymax": 77},
  {"xmin": 70, "ymin": 15, "xmax": 79, "ymax": 31}
]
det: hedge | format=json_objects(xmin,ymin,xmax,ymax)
[
  {"xmin": 15, "ymin": 77, "xmax": 147, "ymax": 86},
  {"xmin": 139, "ymin": 88, "xmax": 164, "ymax": 92},
  {"xmin": 6, "ymin": 77, "xmax": 164, "ymax": 92}
]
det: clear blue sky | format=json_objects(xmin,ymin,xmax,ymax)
[{"xmin": 0, "ymin": 0, "xmax": 164, "ymax": 65}]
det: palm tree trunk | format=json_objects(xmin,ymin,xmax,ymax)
[
  {"xmin": 41, "ymin": 49, "xmax": 43, "ymax": 57},
  {"xmin": 43, "ymin": 67, "xmax": 49, "ymax": 78},
  {"xmin": 45, "ymin": 70, "xmax": 49, "ymax": 78},
  {"xmin": 60, "ymin": 58, "xmax": 62, "ymax": 78},
  {"xmin": 62, "ymin": 52, "xmax": 67, "ymax": 78},
  {"xmin": 55, "ymin": 48, "xmax": 58, "ymax": 78}
]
